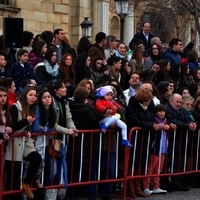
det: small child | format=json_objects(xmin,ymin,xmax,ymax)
[
  {"xmin": 95, "ymin": 85, "xmax": 132, "ymax": 147},
  {"xmin": 9, "ymin": 49, "xmax": 44, "ymax": 93},
  {"xmin": 143, "ymin": 104, "xmax": 174, "ymax": 195}
]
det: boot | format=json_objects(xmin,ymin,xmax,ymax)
[
  {"xmin": 134, "ymin": 178, "xmax": 150, "ymax": 197},
  {"xmin": 45, "ymin": 189, "xmax": 58, "ymax": 200},
  {"xmin": 127, "ymin": 179, "xmax": 137, "ymax": 198}
]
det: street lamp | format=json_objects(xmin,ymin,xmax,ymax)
[
  {"xmin": 80, "ymin": 17, "xmax": 93, "ymax": 38},
  {"xmin": 114, "ymin": 0, "xmax": 129, "ymax": 42}
]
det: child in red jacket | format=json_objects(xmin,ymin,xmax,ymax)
[{"xmin": 95, "ymin": 85, "xmax": 132, "ymax": 147}]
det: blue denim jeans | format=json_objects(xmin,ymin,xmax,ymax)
[
  {"xmin": 87, "ymin": 150, "xmax": 116, "ymax": 198},
  {"xmin": 44, "ymin": 144, "xmax": 68, "ymax": 188}
]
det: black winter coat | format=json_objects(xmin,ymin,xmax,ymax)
[{"xmin": 125, "ymin": 96, "xmax": 155, "ymax": 130}]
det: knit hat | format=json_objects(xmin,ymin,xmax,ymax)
[{"xmin": 96, "ymin": 85, "xmax": 113, "ymax": 97}]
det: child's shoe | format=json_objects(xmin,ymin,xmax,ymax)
[
  {"xmin": 100, "ymin": 123, "xmax": 108, "ymax": 133},
  {"xmin": 121, "ymin": 139, "xmax": 132, "ymax": 147}
]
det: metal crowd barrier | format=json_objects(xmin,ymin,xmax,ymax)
[{"xmin": 0, "ymin": 128, "xmax": 200, "ymax": 200}]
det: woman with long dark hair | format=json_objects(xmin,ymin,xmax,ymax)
[
  {"xmin": 29, "ymin": 41, "xmax": 47, "ymax": 69},
  {"xmin": 74, "ymin": 52, "xmax": 91, "ymax": 85},
  {"xmin": 35, "ymin": 48, "xmax": 61, "ymax": 83}
]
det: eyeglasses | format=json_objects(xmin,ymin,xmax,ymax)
[{"xmin": 185, "ymin": 103, "xmax": 192, "ymax": 106}]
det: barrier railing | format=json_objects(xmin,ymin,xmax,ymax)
[{"xmin": 0, "ymin": 127, "xmax": 200, "ymax": 200}]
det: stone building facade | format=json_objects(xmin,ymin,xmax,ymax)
[{"xmin": 0, "ymin": 0, "xmax": 194, "ymax": 49}]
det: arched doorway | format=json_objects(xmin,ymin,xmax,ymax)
[{"xmin": 110, "ymin": 16, "xmax": 120, "ymax": 39}]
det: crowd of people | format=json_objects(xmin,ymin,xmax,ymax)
[{"xmin": 0, "ymin": 23, "xmax": 200, "ymax": 200}]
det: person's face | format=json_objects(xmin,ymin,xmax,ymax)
[
  {"xmin": 129, "ymin": 74, "xmax": 140, "ymax": 87},
  {"xmin": 8, "ymin": 81, "xmax": 16, "ymax": 94},
  {"xmin": 156, "ymin": 110, "xmax": 165, "ymax": 119},
  {"xmin": 165, "ymin": 86, "xmax": 172, "ymax": 98},
  {"xmin": 65, "ymin": 56, "xmax": 73, "ymax": 66},
  {"xmin": 19, "ymin": 53, "xmax": 29, "ymax": 63},
  {"xmin": 170, "ymin": 95, "xmax": 182, "ymax": 110},
  {"xmin": 96, "ymin": 60, "xmax": 103, "ymax": 70},
  {"xmin": 138, "ymin": 43, "xmax": 145, "ymax": 52},
  {"xmin": 166, "ymin": 62, "xmax": 171, "ymax": 71},
  {"xmin": 169, "ymin": 83, "xmax": 175, "ymax": 93},
  {"xmin": 142, "ymin": 23, "xmax": 151, "ymax": 34},
  {"xmin": 41, "ymin": 44, "xmax": 47, "ymax": 54},
  {"xmin": 55, "ymin": 83, "xmax": 67, "ymax": 97},
  {"xmin": 51, "ymin": 52, "xmax": 57, "ymax": 63},
  {"xmin": 0, "ymin": 55, "xmax": 7, "ymax": 67},
  {"xmin": 29, "ymin": 37, "xmax": 34, "ymax": 47},
  {"xmin": 173, "ymin": 41, "xmax": 183, "ymax": 52},
  {"xmin": 86, "ymin": 56, "xmax": 91, "ymax": 67},
  {"xmin": 89, "ymin": 79, "xmax": 94, "ymax": 90},
  {"xmin": 30, "ymin": 79, "xmax": 37, "ymax": 86},
  {"xmin": 155, "ymin": 37, "xmax": 162, "ymax": 46},
  {"xmin": 85, "ymin": 83, "xmax": 92, "ymax": 95},
  {"xmin": 141, "ymin": 83, "xmax": 153, "ymax": 92},
  {"xmin": 152, "ymin": 45, "xmax": 159, "ymax": 55},
  {"xmin": 118, "ymin": 44, "xmax": 126, "ymax": 55},
  {"xmin": 114, "ymin": 60, "xmax": 122, "ymax": 70},
  {"xmin": 151, "ymin": 64, "xmax": 160, "ymax": 72},
  {"xmin": 26, "ymin": 90, "xmax": 37, "ymax": 105},
  {"xmin": 182, "ymin": 99, "xmax": 193, "ymax": 111},
  {"xmin": 56, "ymin": 30, "xmax": 65, "ymax": 41},
  {"xmin": 104, "ymin": 92, "xmax": 113, "ymax": 101},
  {"xmin": 197, "ymin": 70, "xmax": 200, "ymax": 79},
  {"xmin": 182, "ymin": 89, "xmax": 190, "ymax": 97},
  {"xmin": 0, "ymin": 91, "xmax": 7, "ymax": 106},
  {"xmin": 41, "ymin": 91, "xmax": 52, "ymax": 107},
  {"xmin": 111, "ymin": 39, "xmax": 118, "ymax": 49}
]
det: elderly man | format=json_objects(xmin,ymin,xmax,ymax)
[
  {"xmin": 129, "ymin": 22, "xmax": 154, "ymax": 53},
  {"xmin": 165, "ymin": 94, "xmax": 196, "ymax": 191}
]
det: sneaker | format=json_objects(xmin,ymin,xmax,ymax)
[
  {"xmin": 144, "ymin": 188, "xmax": 153, "ymax": 195},
  {"xmin": 100, "ymin": 123, "xmax": 108, "ymax": 133},
  {"xmin": 121, "ymin": 139, "xmax": 132, "ymax": 147},
  {"xmin": 153, "ymin": 188, "xmax": 167, "ymax": 194}
]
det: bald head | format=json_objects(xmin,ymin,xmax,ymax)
[{"xmin": 151, "ymin": 37, "xmax": 162, "ymax": 46}]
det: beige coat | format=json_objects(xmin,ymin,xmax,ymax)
[
  {"xmin": 53, "ymin": 98, "xmax": 76, "ymax": 134},
  {"xmin": 5, "ymin": 101, "xmax": 35, "ymax": 161}
]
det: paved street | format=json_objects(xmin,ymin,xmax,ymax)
[{"xmin": 58, "ymin": 188, "xmax": 200, "ymax": 200}]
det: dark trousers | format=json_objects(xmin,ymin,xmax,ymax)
[{"xmin": 23, "ymin": 151, "xmax": 42, "ymax": 184}]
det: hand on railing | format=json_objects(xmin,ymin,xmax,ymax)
[{"xmin": 68, "ymin": 129, "xmax": 78, "ymax": 137}]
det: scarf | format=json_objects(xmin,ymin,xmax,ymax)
[{"xmin": 44, "ymin": 60, "xmax": 59, "ymax": 77}]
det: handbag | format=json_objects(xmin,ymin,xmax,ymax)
[{"xmin": 48, "ymin": 139, "xmax": 62, "ymax": 157}]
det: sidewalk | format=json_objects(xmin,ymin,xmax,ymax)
[{"xmin": 58, "ymin": 188, "xmax": 200, "ymax": 200}]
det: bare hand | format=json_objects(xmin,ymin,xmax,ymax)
[
  {"xmin": 153, "ymin": 124, "xmax": 159, "ymax": 131},
  {"xmin": 25, "ymin": 131, "xmax": 31, "ymax": 138},
  {"xmin": 102, "ymin": 60, "xmax": 107, "ymax": 65},
  {"xmin": 27, "ymin": 116, "xmax": 35, "ymax": 124},
  {"xmin": 189, "ymin": 122, "xmax": 197, "ymax": 131},
  {"xmin": 170, "ymin": 123, "xmax": 177, "ymax": 130},
  {"xmin": 5, "ymin": 126, "xmax": 12, "ymax": 134},
  {"xmin": 3, "ymin": 133, "xmax": 9, "ymax": 140}
]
